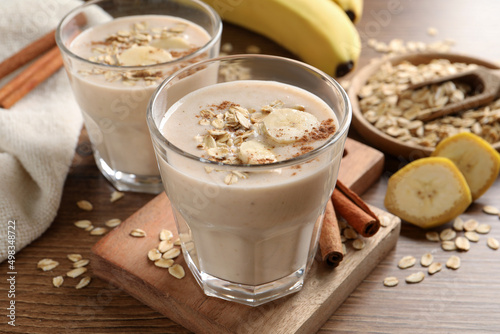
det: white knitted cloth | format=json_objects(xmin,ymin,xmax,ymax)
[{"xmin": 0, "ymin": 0, "xmax": 83, "ymax": 262}]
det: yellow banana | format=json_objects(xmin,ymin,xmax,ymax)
[
  {"xmin": 331, "ymin": 0, "xmax": 364, "ymax": 24},
  {"xmin": 203, "ymin": 0, "xmax": 361, "ymax": 78}
]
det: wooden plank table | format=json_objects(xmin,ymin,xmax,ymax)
[{"xmin": 2, "ymin": 0, "xmax": 500, "ymax": 332}]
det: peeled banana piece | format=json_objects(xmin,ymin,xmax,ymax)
[
  {"xmin": 331, "ymin": 0, "xmax": 364, "ymax": 23},
  {"xmin": 384, "ymin": 157, "xmax": 472, "ymax": 229},
  {"xmin": 263, "ymin": 108, "xmax": 319, "ymax": 144},
  {"xmin": 202, "ymin": 0, "xmax": 361, "ymax": 77},
  {"xmin": 431, "ymin": 132, "xmax": 500, "ymax": 201},
  {"xmin": 118, "ymin": 45, "xmax": 172, "ymax": 66},
  {"xmin": 239, "ymin": 140, "xmax": 277, "ymax": 164}
]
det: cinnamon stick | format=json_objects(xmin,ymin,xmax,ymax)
[
  {"xmin": 331, "ymin": 180, "xmax": 380, "ymax": 237},
  {"xmin": 0, "ymin": 46, "xmax": 63, "ymax": 109},
  {"xmin": 0, "ymin": 29, "xmax": 56, "ymax": 80},
  {"xmin": 319, "ymin": 199, "xmax": 344, "ymax": 268}
]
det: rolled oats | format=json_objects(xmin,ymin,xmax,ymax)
[
  {"xmin": 487, "ymin": 237, "xmax": 499, "ymax": 250},
  {"xmin": 77, "ymin": 200, "xmax": 93, "ymax": 211},
  {"xmin": 428, "ymin": 262, "xmax": 442, "ymax": 275},
  {"xmin": 168, "ymin": 264, "xmax": 185, "ymax": 279},
  {"xmin": 52, "ymin": 276, "xmax": 64, "ymax": 288},
  {"xmin": 37, "ymin": 259, "xmax": 59, "ymax": 271},
  {"xmin": 446, "ymin": 255, "xmax": 461, "ymax": 269},
  {"xmin": 455, "ymin": 236, "xmax": 470, "ymax": 251},
  {"xmin": 75, "ymin": 276, "xmax": 91, "ymax": 289},
  {"xmin": 67, "ymin": 267, "xmax": 87, "ymax": 278},
  {"xmin": 398, "ymin": 255, "xmax": 416, "ymax": 269},
  {"xmin": 405, "ymin": 271, "xmax": 425, "ymax": 284},
  {"xmin": 383, "ymin": 276, "xmax": 399, "ymax": 287},
  {"xmin": 420, "ymin": 253, "xmax": 433, "ymax": 267},
  {"xmin": 130, "ymin": 228, "xmax": 147, "ymax": 237}
]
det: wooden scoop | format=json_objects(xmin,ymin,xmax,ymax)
[{"xmin": 408, "ymin": 66, "xmax": 500, "ymax": 122}]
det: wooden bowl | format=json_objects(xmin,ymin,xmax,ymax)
[{"xmin": 348, "ymin": 52, "xmax": 500, "ymax": 159}]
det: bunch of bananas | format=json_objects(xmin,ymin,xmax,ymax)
[{"xmin": 202, "ymin": 0, "xmax": 363, "ymax": 78}]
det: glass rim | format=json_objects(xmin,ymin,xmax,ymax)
[
  {"xmin": 55, "ymin": 0, "xmax": 222, "ymax": 70},
  {"xmin": 147, "ymin": 54, "xmax": 352, "ymax": 170}
]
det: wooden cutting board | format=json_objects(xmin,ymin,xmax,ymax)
[{"xmin": 91, "ymin": 138, "xmax": 400, "ymax": 334}]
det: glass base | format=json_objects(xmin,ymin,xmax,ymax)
[
  {"xmin": 95, "ymin": 154, "xmax": 163, "ymax": 194},
  {"xmin": 183, "ymin": 246, "xmax": 305, "ymax": 307}
]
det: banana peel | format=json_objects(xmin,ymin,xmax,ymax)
[
  {"xmin": 331, "ymin": 0, "xmax": 364, "ymax": 23},
  {"xmin": 203, "ymin": 0, "xmax": 361, "ymax": 77}
]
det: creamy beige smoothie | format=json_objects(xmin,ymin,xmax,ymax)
[
  {"xmin": 67, "ymin": 15, "xmax": 212, "ymax": 177},
  {"xmin": 159, "ymin": 80, "xmax": 343, "ymax": 285}
]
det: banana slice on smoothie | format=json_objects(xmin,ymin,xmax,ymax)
[
  {"xmin": 384, "ymin": 157, "xmax": 472, "ymax": 229},
  {"xmin": 239, "ymin": 140, "xmax": 277, "ymax": 164},
  {"xmin": 262, "ymin": 108, "xmax": 319, "ymax": 144},
  {"xmin": 431, "ymin": 132, "xmax": 500, "ymax": 201},
  {"xmin": 118, "ymin": 45, "xmax": 173, "ymax": 66},
  {"xmin": 150, "ymin": 36, "xmax": 191, "ymax": 50}
]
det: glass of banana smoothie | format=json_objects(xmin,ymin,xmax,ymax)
[
  {"xmin": 56, "ymin": 0, "xmax": 222, "ymax": 193},
  {"xmin": 148, "ymin": 55, "xmax": 351, "ymax": 306}
]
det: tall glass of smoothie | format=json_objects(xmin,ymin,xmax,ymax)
[
  {"xmin": 56, "ymin": 0, "xmax": 222, "ymax": 193},
  {"xmin": 148, "ymin": 55, "xmax": 352, "ymax": 306}
]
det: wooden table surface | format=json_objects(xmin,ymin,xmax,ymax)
[{"xmin": 2, "ymin": 0, "xmax": 500, "ymax": 333}]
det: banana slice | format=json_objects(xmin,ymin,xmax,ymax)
[
  {"xmin": 150, "ymin": 36, "xmax": 191, "ymax": 50},
  {"xmin": 384, "ymin": 157, "xmax": 472, "ymax": 229},
  {"xmin": 239, "ymin": 140, "xmax": 277, "ymax": 164},
  {"xmin": 118, "ymin": 45, "xmax": 172, "ymax": 66},
  {"xmin": 431, "ymin": 132, "xmax": 500, "ymax": 201},
  {"xmin": 262, "ymin": 108, "xmax": 319, "ymax": 144}
]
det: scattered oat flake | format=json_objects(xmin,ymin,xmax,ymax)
[
  {"xmin": 158, "ymin": 240, "xmax": 174, "ymax": 253},
  {"xmin": 105, "ymin": 218, "xmax": 122, "ymax": 228},
  {"xmin": 352, "ymin": 239, "xmax": 365, "ymax": 250},
  {"xmin": 85, "ymin": 225, "xmax": 94, "ymax": 232},
  {"xmin": 77, "ymin": 200, "xmax": 93, "ymax": 211},
  {"xmin": 53, "ymin": 276, "xmax": 64, "ymax": 288},
  {"xmin": 420, "ymin": 253, "xmax": 433, "ymax": 267},
  {"xmin": 476, "ymin": 223, "xmax": 491, "ymax": 234},
  {"xmin": 383, "ymin": 276, "xmax": 399, "ymax": 287},
  {"xmin": 463, "ymin": 219, "xmax": 479, "ymax": 232},
  {"xmin": 221, "ymin": 42, "xmax": 233, "ymax": 53},
  {"xmin": 464, "ymin": 231, "xmax": 480, "ymax": 242},
  {"xmin": 148, "ymin": 248, "xmax": 162, "ymax": 261},
  {"xmin": 428, "ymin": 262, "xmax": 442, "ymax": 275},
  {"xmin": 67, "ymin": 267, "xmax": 87, "ymax": 278},
  {"xmin": 130, "ymin": 228, "xmax": 147, "ymax": 237},
  {"xmin": 398, "ymin": 255, "xmax": 416, "ymax": 269},
  {"xmin": 67, "ymin": 254, "xmax": 82, "ymax": 262},
  {"xmin": 75, "ymin": 276, "xmax": 91, "ymax": 289},
  {"xmin": 246, "ymin": 45, "xmax": 261, "ymax": 54},
  {"xmin": 441, "ymin": 240, "xmax": 457, "ymax": 251},
  {"xmin": 168, "ymin": 264, "xmax": 186, "ymax": 279},
  {"xmin": 427, "ymin": 27, "xmax": 438, "ymax": 36},
  {"xmin": 173, "ymin": 237, "xmax": 181, "ymax": 246},
  {"xmin": 405, "ymin": 271, "xmax": 425, "ymax": 284},
  {"xmin": 162, "ymin": 248, "xmax": 181, "ymax": 259},
  {"xmin": 160, "ymin": 229, "xmax": 174, "ymax": 241},
  {"xmin": 453, "ymin": 217, "xmax": 464, "ymax": 231},
  {"xmin": 487, "ymin": 237, "xmax": 499, "ymax": 250},
  {"xmin": 440, "ymin": 228, "xmax": 456, "ymax": 241},
  {"xmin": 110, "ymin": 191, "xmax": 124, "ymax": 203},
  {"xmin": 379, "ymin": 215, "xmax": 390, "ymax": 227},
  {"xmin": 344, "ymin": 228, "xmax": 358, "ymax": 240},
  {"xmin": 73, "ymin": 259, "xmax": 90, "ymax": 268},
  {"xmin": 446, "ymin": 255, "xmax": 461, "ymax": 269},
  {"xmin": 74, "ymin": 220, "xmax": 92, "ymax": 229},
  {"xmin": 455, "ymin": 236, "xmax": 470, "ymax": 251},
  {"xmin": 90, "ymin": 227, "xmax": 108, "ymax": 236},
  {"xmin": 482, "ymin": 205, "xmax": 500, "ymax": 215},
  {"xmin": 37, "ymin": 259, "xmax": 59, "ymax": 271},
  {"xmin": 425, "ymin": 231, "xmax": 440, "ymax": 242},
  {"xmin": 154, "ymin": 258, "xmax": 174, "ymax": 268}
]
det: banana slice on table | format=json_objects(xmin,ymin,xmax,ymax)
[
  {"xmin": 384, "ymin": 157, "xmax": 472, "ymax": 229},
  {"xmin": 118, "ymin": 45, "xmax": 172, "ymax": 66},
  {"xmin": 239, "ymin": 140, "xmax": 277, "ymax": 164},
  {"xmin": 431, "ymin": 132, "xmax": 500, "ymax": 201},
  {"xmin": 262, "ymin": 108, "xmax": 319, "ymax": 144},
  {"xmin": 150, "ymin": 36, "xmax": 191, "ymax": 50}
]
